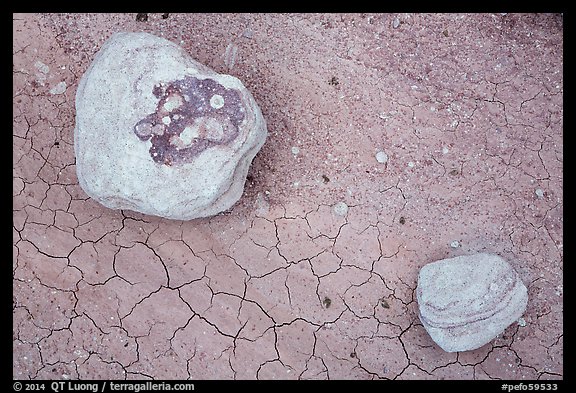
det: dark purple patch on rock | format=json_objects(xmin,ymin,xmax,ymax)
[{"xmin": 133, "ymin": 76, "xmax": 245, "ymax": 166}]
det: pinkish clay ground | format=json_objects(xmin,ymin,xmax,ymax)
[{"xmin": 13, "ymin": 13, "xmax": 562, "ymax": 380}]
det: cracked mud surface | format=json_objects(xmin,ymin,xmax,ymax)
[{"xmin": 13, "ymin": 13, "xmax": 562, "ymax": 380}]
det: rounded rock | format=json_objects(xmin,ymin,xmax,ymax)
[
  {"xmin": 333, "ymin": 202, "xmax": 349, "ymax": 216},
  {"xmin": 375, "ymin": 151, "xmax": 388, "ymax": 164},
  {"xmin": 74, "ymin": 32, "xmax": 267, "ymax": 220},
  {"xmin": 416, "ymin": 253, "xmax": 528, "ymax": 352}
]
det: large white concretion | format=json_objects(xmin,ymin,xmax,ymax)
[
  {"xmin": 74, "ymin": 32, "xmax": 267, "ymax": 220},
  {"xmin": 417, "ymin": 253, "xmax": 528, "ymax": 352}
]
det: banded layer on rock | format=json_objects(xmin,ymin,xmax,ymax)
[
  {"xmin": 416, "ymin": 253, "xmax": 528, "ymax": 352},
  {"xmin": 74, "ymin": 32, "xmax": 267, "ymax": 220}
]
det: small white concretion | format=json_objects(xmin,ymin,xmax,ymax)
[
  {"xmin": 375, "ymin": 151, "xmax": 388, "ymax": 164},
  {"xmin": 333, "ymin": 202, "xmax": 349, "ymax": 216},
  {"xmin": 291, "ymin": 146, "xmax": 300, "ymax": 155},
  {"xmin": 408, "ymin": 161, "xmax": 415, "ymax": 168},
  {"xmin": 517, "ymin": 317, "xmax": 527, "ymax": 327},
  {"xmin": 210, "ymin": 94, "xmax": 225, "ymax": 109},
  {"xmin": 49, "ymin": 81, "xmax": 67, "ymax": 95},
  {"xmin": 535, "ymin": 188, "xmax": 544, "ymax": 198},
  {"xmin": 392, "ymin": 17, "xmax": 400, "ymax": 29},
  {"xmin": 450, "ymin": 240, "xmax": 460, "ymax": 248},
  {"xmin": 162, "ymin": 116, "xmax": 171, "ymax": 125},
  {"xmin": 442, "ymin": 146, "xmax": 449, "ymax": 155}
]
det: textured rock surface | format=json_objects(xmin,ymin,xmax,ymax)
[
  {"xmin": 417, "ymin": 253, "xmax": 528, "ymax": 352},
  {"xmin": 74, "ymin": 32, "xmax": 267, "ymax": 220}
]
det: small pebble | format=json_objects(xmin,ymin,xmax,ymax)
[
  {"xmin": 450, "ymin": 240, "xmax": 460, "ymax": 248},
  {"xmin": 408, "ymin": 161, "xmax": 415, "ymax": 168},
  {"xmin": 242, "ymin": 28, "xmax": 254, "ymax": 39},
  {"xmin": 375, "ymin": 151, "xmax": 388, "ymax": 164},
  {"xmin": 442, "ymin": 147, "xmax": 449, "ymax": 155},
  {"xmin": 535, "ymin": 188, "xmax": 544, "ymax": 198},
  {"xmin": 333, "ymin": 202, "xmax": 349, "ymax": 216},
  {"xmin": 392, "ymin": 17, "xmax": 400, "ymax": 29},
  {"xmin": 291, "ymin": 146, "xmax": 300, "ymax": 155},
  {"xmin": 49, "ymin": 81, "xmax": 67, "ymax": 95},
  {"xmin": 517, "ymin": 317, "xmax": 526, "ymax": 327}
]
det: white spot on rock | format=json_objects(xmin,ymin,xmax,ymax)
[
  {"xmin": 535, "ymin": 188, "xmax": 544, "ymax": 198},
  {"xmin": 442, "ymin": 146, "xmax": 449, "ymax": 154},
  {"xmin": 291, "ymin": 146, "xmax": 300, "ymax": 155},
  {"xmin": 210, "ymin": 94, "xmax": 225, "ymax": 109},
  {"xmin": 180, "ymin": 125, "xmax": 199, "ymax": 145},
  {"xmin": 333, "ymin": 202, "xmax": 349, "ymax": 216},
  {"xmin": 408, "ymin": 161, "xmax": 415, "ymax": 168},
  {"xmin": 164, "ymin": 95, "xmax": 183, "ymax": 112},
  {"xmin": 162, "ymin": 116, "xmax": 171, "ymax": 125},
  {"xmin": 49, "ymin": 81, "xmax": 67, "ymax": 95},
  {"xmin": 450, "ymin": 240, "xmax": 460, "ymax": 248},
  {"xmin": 392, "ymin": 17, "xmax": 400, "ymax": 29},
  {"xmin": 375, "ymin": 151, "xmax": 388, "ymax": 164}
]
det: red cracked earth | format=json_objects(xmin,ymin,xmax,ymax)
[{"xmin": 13, "ymin": 13, "xmax": 563, "ymax": 380}]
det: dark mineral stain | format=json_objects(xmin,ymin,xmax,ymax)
[
  {"xmin": 322, "ymin": 174, "xmax": 330, "ymax": 183},
  {"xmin": 350, "ymin": 352, "xmax": 356, "ymax": 358},
  {"xmin": 399, "ymin": 216, "xmax": 406, "ymax": 225},
  {"xmin": 133, "ymin": 75, "xmax": 245, "ymax": 166},
  {"xmin": 323, "ymin": 296, "xmax": 332, "ymax": 308},
  {"xmin": 449, "ymin": 169, "xmax": 459, "ymax": 176},
  {"xmin": 152, "ymin": 84, "xmax": 164, "ymax": 98},
  {"xmin": 380, "ymin": 298, "xmax": 390, "ymax": 309},
  {"xmin": 136, "ymin": 13, "xmax": 148, "ymax": 22},
  {"xmin": 53, "ymin": 141, "xmax": 60, "ymax": 147},
  {"xmin": 328, "ymin": 76, "xmax": 339, "ymax": 86},
  {"xmin": 161, "ymin": 13, "xmax": 170, "ymax": 19}
]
